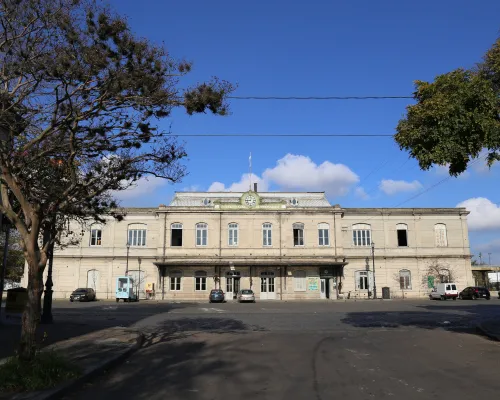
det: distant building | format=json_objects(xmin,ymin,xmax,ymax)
[{"xmin": 24, "ymin": 190, "xmax": 474, "ymax": 300}]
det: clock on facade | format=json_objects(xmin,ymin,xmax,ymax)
[{"xmin": 244, "ymin": 194, "xmax": 257, "ymax": 207}]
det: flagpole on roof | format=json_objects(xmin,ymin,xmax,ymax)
[{"xmin": 249, "ymin": 152, "xmax": 252, "ymax": 191}]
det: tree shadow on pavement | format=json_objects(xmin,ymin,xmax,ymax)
[
  {"xmin": 0, "ymin": 302, "xmax": 191, "ymax": 359},
  {"xmin": 340, "ymin": 304, "xmax": 500, "ymax": 336},
  {"xmin": 65, "ymin": 317, "xmax": 270, "ymax": 400}
]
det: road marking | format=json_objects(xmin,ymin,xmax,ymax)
[{"xmin": 199, "ymin": 307, "xmax": 226, "ymax": 313}]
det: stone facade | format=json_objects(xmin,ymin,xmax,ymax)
[{"xmin": 23, "ymin": 191, "xmax": 474, "ymax": 301}]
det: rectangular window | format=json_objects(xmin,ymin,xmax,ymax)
[
  {"xmin": 294, "ymin": 271, "xmax": 306, "ymax": 291},
  {"xmin": 196, "ymin": 224, "xmax": 208, "ymax": 246},
  {"xmin": 356, "ymin": 271, "xmax": 371, "ymax": 290},
  {"xmin": 128, "ymin": 228, "xmax": 147, "ymax": 246},
  {"xmin": 90, "ymin": 229, "xmax": 102, "ymax": 246},
  {"xmin": 397, "ymin": 229, "xmax": 408, "ymax": 247},
  {"xmin": 353, "ymin": 228, "xmax": 371, "ymax": 246},
  {"xmin": 318, "ymin": 227, "xmax": 330, "ymax": 246},
  {"xmin": 263, "ymin": 224, "xmax": 272, "ymax": 246},
  {"xmin": 170, "ymin": 276, "xmax": 181, "ymax": 291},
  {"xmin": 195, "ymin": 277, "xmax": 207, "ymax": 291},
  {"xmin": 228, "ymin": 223, "xmax": 238, "ymax": 246},
  {"xmin": 435, "ymin": 224, "xmax": 448, "ymax": 247},
  {"xmin": 293, "ymin": 224, "xmax": 304, "ymax": 246},
  {"xmin": 399, "ymin": 271, "xmax": 411, "ymax": 289},
  {"xmin": 171, "ymin": 224, "xmax": 183, "ymax": 247}
]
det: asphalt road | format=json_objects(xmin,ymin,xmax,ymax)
[{"xmin": 54, "ymin": 299, "xmax": 500, "ymax": 400}]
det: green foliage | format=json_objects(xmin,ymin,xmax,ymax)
[
  {"xmin": 0, "ymin": 351, "xmax": 81, "ymax": 393},
  {"xmin": 395, "ymin": 37, "xmax": 500, "ymax": 175}
]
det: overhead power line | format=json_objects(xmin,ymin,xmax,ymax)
[
  {"xmin": 170, "ymin": 133, "xmax": 395, "ymax": 137},
  {"xmin": 228, "ymin": 95, "xmax": 413, "ymax": 100}
]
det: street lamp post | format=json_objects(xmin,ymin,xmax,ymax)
[
  {"xmin": 137, "ymin": 257, "xmax": 141, "ymax": 300},
  {"xmin": 371, "ymin": 242, "xmax": 377, "ymax": 299},
  {"xmin": 125, "ymin": 242, "xmax": 130, "ymax": 275}
]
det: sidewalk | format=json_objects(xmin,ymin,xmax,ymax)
[
  {"xmin": 0, "ymin": 327, "xmax": 143, "ymax": 400},
  {"xmin": 477, "ymin": 319, "xmax": 500, "ymax": 341}
]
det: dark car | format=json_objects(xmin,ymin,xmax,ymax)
[
  {"xmin": 209, "ymin": 289, "xmax": 225, "ymax": 303},
  {"xmin": 458, "ymin": 286, "xmax": 490, "ymax": 300},
  {"xmin": 70, "ymin": 288, "xmax": 96, "ymax": 302}
]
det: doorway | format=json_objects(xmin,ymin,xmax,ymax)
[
  {"xmin": 226, "ymin": 271, "xmax": 241, "ymax": 300},
  {"xmin": 260, "ymin": 271, "xmax": 276, "ymax": 300},
  {"xmin": 320, "ymin": 278, "xmax": 330, "ymax": 299}
]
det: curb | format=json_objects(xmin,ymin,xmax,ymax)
[
  {"xmin": 10, "ymin": 331, "xmax": 145, "ymax": 400},
  {"xmin": 476, "ymin": 324, "xmax": 500, "ymax": 342}
]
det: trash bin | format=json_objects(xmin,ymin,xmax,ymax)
[
  {"xmin": 382, "ymin": 287, "xmax": 390, "ymax": 299},
  {"xmin": 5, "ymin": 287, "xmax": 28, "ymax": 316}
]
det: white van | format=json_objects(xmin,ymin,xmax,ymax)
[{"xmin": 429, "ymin": 283, "xmax": 459, "ymax": 300}]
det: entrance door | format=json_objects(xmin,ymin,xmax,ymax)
[
  {"xmin": 260, "ymin": 272, "xmax": 276, "ymax": 300},
  {"xmin": 226, "ymin": 277, "xmax": 234, "ymax": 300},
  {"xmin": 320, "ymin": 279, "xmax": 326, "ymax": 299}
]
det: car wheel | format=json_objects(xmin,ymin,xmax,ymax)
[
  {"xmin": 116, "ymin": 298, "xmax": 119, "ymax": 303},
  {"xmin": 459, "ymin": 294, "xmax": 463, "ymax": 300},
  {"xmin": 471, "ymin": 295, "xmax": 476, "ymax": 300},
  {"xmin": 441, "ymin": 295, "xmax": 445, "ymax": 300},
  {"xmin": 452, "ymin": 297, "xmax": 456, "ymax": 301},
  {"xmin": 486, "ymin": 297, "xmax": 491, "ymax": 300}
]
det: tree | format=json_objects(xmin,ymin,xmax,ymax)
[
  {"xmin": 0, "ymin": 0, "xmax": 233, "ymax": 360},
  {"xmin": 395, "ymin": 37, "xmax": 500, "ymax": 175},
  {"xmin": 421, "ymin": 259, "xmax": 458, "ymax": 289}
]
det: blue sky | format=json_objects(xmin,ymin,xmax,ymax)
[{"xmin": 108, "ymin": 0, "xmax": 500, "ymax": 263}]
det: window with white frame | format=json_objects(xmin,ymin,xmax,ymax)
[
  {"xmin": 196, "ymin": 223, "xmax": 208, "ymax": 246},
  {"xmin": 90, "ymin": 226, "xmax": 102, "ymax": 246},
  {"xmin": 293, "ymin": 223, "xmax": 304, "ymax": 246},
  {"xmin": 128, "ymin": 224, "xmax": 147, "ymax": 247},
  {"xmin": 170, "ymin": 270, "xmax": 182, "ymax": 291},
  {"xmin": 228, "ymin": 223, "xmax": 238, "ymax": 246},
  {"xmin": 294, "ymin": 270, "xmax": 306, "ymax": 291},
  {"xmin": 399, "ymin": 269, "xmax": 411, "ymax": 289},
  {"xmin": 352, "ymin": 224, "xmax": 371, "ymax": 246},
  {"xmin": 355, "ymin": 270, "xmax": 372, "ymax": 290},
  {"xmin": 263, "ymin": 223, "xmax": 272, "ymax": 246},
  {"xmin": 435, "ymin": 223, "xmax": 448, "ymax": 247},
  {"xmin": 195, "ymin": 270, "xmax": 207, "ymax": 291},
  {"xmin": 318, "ymin": 223, "xmax": 330, "ymax": 246},
  {"xmin": 397, "ymin": 223, "xmax": 408, "ymax": 247},
  {"xmin": 171, "ymin": 223, "xmax": 183, "ymax": 247}
]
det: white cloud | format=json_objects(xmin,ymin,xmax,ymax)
[
  {"xmin": 456, "ymin": 197, "xmax": 500, "ymax": 231},
  {"xmin": 379, "ymin": 179, "xmax": 423, "ymax": 195},
  {"xmin": 262, "ymin": 154, "xmax": 358, "ymax": 196},
  {"xmin": 355, "ymin": 187, "xmax": 370, "ymax": 200},
  {"xmin": 208, "ymin": 173, "xmax": 269, "ymax": 192},
  {"xmin": 112, "ymin": 176, "xmax": 168, "ymax": 201}
]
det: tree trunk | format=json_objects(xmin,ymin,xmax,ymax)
[{"xmin": 18, "ymin": 253, "xmax": 43, "ymax": 361}]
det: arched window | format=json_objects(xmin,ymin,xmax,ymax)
[
  {"xmin": 196, "ymin": 223, "xmax": 208, "ymax": 246},
  {"xmin": 90, "ymin": 224, "xmax": 102, "ymax": 246},
  {"xmin": 294, "ymin": 270, "xmax": 306, "ymax": 291},
  {"xmin": 293, "ymin": 223, "xmax": 304, "ymax": 246},
  {"xmin": 170, "ymin": 270, "xmax": 182, "ymax": 291},
  {"xmin": 228, "ymin": 223, "xmax": 238, "ymax": 246},
  {"xmin": 263, "ymin": 223, "xmax": 272, "ymax": 246},
  {"xmin": 171, "ymin": 223, "xmax": 183, "ymax": 247},
  {"xmin": 399, "ymin": 269, "xmax": 411, "ymax": 289},
  {"xmin": 396, "ymin": 223, "xmax": 408, "ymax": 247},
  {"xmin": 435, "ymin": 224, "xmax": 448, "ymax": 247},
  {"xmin": 87, "ymin": 269, "xmax": 100, "ymax": 293},
  {"xmin": 352, "ymin": 223, "xmax": 371, "ymax": 247},
  {"xmin": 195, "ymin": 270, "xmax": 207, "ymax": 291},
  {"xmin": 318, "ymin": 223, "xmax": 330, "ymax": 246},
  {"xmin": 128, "ymin": 223, "xmax": 147, "ymax": 247}
]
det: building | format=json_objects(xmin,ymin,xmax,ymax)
[{"xmin": 25, "ymin": 190, "xmax": 474, "ymax": 301}]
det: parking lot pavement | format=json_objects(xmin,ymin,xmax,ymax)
[{"xmin": 68, "ymin": 315, "xmax": 500, "ymax": 400}]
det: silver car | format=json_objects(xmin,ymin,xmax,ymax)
[{"xmin": 237, "ymin": 289, "xmax": 255, "ymax": 303}]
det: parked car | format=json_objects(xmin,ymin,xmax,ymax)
[
  {"xmin": 237, "ymin": 289, "xmax": 255, "ymax": 303},
  {"xmin": 70, "ymin": 288, "xmax": 96, "ymax": 302},
  {"xmin": 429, "ymin": 283, "xmax": 458, "ymax": 300},
  {"xmin": 459, "ymin": 286, "xmax": 490, "ymax": 300},
  {"xmin": 209, "ymin": 289, "xmax": 225, "ymax": 303}
]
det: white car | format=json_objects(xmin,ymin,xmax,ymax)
[{"xmin": 429, "ymin": 283, "xmax": 458, "ymax": 300}]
